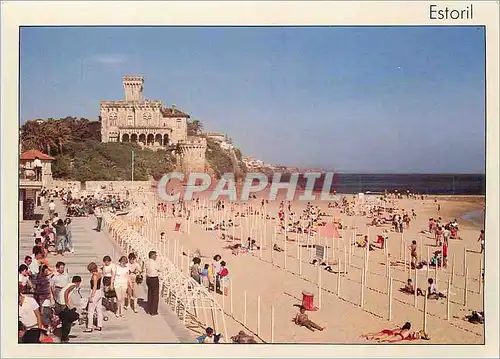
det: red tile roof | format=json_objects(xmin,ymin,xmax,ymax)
[
  {"xmin": 20, "ymin": 149, "xmax": 55, "ymax": 161},
  {"xmin": 161, "ymin": 107, "xmax": 190, "ymax": 118}
]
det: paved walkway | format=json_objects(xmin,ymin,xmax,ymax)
[{"xmin": 19, "ymin": 201, "xmax": 194, "ymax": 343}]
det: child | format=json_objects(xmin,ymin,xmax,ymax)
[{"xmin": 200, "ymin": 264, "xmax": 209, "ymax": 288}]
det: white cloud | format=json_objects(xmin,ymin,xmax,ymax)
[{"xmin": 88, "ymin": 54, "xmax": 129, "ymax": 64}]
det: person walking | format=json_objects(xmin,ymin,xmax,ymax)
[
  {"xmin": 114, "ymin": 256, "xmax": 130, "ymax": 318},
  {"xmin": 64, "ymin": 218, "xmax": 74, "ymax": 253},
  {"xmin": 56, "ymin": 276, "xmax": 81, "ymax": 343},
  {"xmin": 84, "ymin": 263, "xmax": 103, "ymax": 332},
  {"xmin": 53, "ymin": 219, "xmax": 67, "ymax": 256},
  {"xmin": 127, "ymin": 253, "xmax": 141, "ymax": 313},
  {"xmin": 145, "ymin": 251, "xmax": 160, "ymax": 316},
  {"xmin": 94, "ymin": 205, "xmax": 103, "ymax": 232}
]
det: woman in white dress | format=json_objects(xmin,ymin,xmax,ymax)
[
  {"xmin": 126, "ymin": 253, "xmax": 141, "ymax": 313},
  {"xmin": 114, "ymin": 256, "xmax": 131, "ymax": 317}
]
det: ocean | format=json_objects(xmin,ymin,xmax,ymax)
[{"xmin": 274, "ymin": 173, "xmax": 485, "ymax": 195}]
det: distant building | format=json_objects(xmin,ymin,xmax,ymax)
[
  {"xmin": 100, "ymin": 76, "xmax": 207, "ymax": 172},
  {"xmin": 19, "ymin": 149, "xmax": 54, "ymax": 221},
  {"xmin": 206, "ymin": 131, "xmax": 234, "ymax": 151}
]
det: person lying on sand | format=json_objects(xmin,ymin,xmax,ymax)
[
  {"xmin": 293, "ymin": 307, "xmax": 326, "ymax": 332},
  {"xmin": 399, "ymin": 279, "xmax": 424, "ymax": 296},
  {"xmin": 273, "ymin": 244, "xmax": 284, "ymax": 252},
  {"xmin": 362, "ymin": 322, "xmax": 427, "ymax": 342},
  {"xmin": 230, "ymin": 330, "xmax": 258, "ymax": 343}
]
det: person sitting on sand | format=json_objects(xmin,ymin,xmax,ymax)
[
  {"xmin": 362, "ymin": 322, "xmax": 426, "ymax": 342},
  {"xmin": 196, "ymin": 327, "xmax": 222, "ymax": 343},
  {"xmin": 399, "ymin": 279, "xmax": 424, "ymax": 296},
  {"xmin": 427, "ymin": 278, "xmax": 446, "ymax": 299},
  {"xmin": 293, "ymin": 306, "xmax": 326, "ymax": 332},
  {"xmin": 354, "ymin": 236, "xmax": 368, "ymax": 248}
]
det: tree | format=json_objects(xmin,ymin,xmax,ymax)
[{"xmin": 187, "ymin": 119, "xmax": 203, "ymax": 136}]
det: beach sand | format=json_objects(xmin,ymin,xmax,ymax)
[{"xmin": 129, "ymin": 188, "xmax": 485, "ymax": 344}]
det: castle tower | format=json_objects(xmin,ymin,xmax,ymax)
[
  {"xmin": 123, "ymin": 76, "xmax": 144, "ymax": 102},
  {"xmin": 178, "ymin": 137, "xmax": 207, "ymax": 173}
]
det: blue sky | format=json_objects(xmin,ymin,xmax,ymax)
[{"xmin": 20, "ymin": 26, "xmax": 485, "ymax": 173}]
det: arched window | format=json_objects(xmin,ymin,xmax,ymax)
[{"xmin": 109, "ymin": 112, "xmax": 118, "ymax": 126}]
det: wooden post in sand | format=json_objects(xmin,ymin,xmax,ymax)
[
  {"xmin": 414, "ymin": 266, "xmax": 418, "ymax": 307},
  {"xmin": 232, "ymin": 213, "xmax": 235, "ymax": 245},
  {"xmin": 296, "ymin": 231, "xmax": 300, "ymax": 260},
  {"xmin": 332, "ymin": 235, "xmax": 335, "ymax": 260},
  {"xmin": 387, "ymin": 277, "xmax": 393, "ymax": 321},
  {"xmin": 166, "ymin": 239, "xmax": 170, "ymax": 261},
  {"xmin": 230, "ymin": 281, "xmax": 234, "ymax": 316},
  {"xmin": 348, "ymin": 232, "xmax": 352, "ymax": 265},
  {"xmin": 451, "ymin": 253, "xmax": 455, "ymax": 285},
  {"xmin": 366, "ymin": 226, "xmax": 370, "ymax": 263},
  {"xmin": 257, "ymin": 295, "xmax": 261, "ymax": 337},
  {"xmin": 337, "ymin": 260, "xmax": 341, "ymax": 297},
  {"xmin": 403, "ymin": 245, "xmax": 407, "ymax": 272},
  {"xmin": 434, "ymin": 261, "xmax": 438, "ymax": 287},
  {"xmin": 426, "ymin": 247, "xmax": 430, "ymax": 278},
  {"xmin": 271, "ymin": 305, "xmax": 275, "ymax": 343},
  {"xmin": 243, "ymin": 290, "xmax": 247, "ymax": 326},
  {"xmin": 478, "ymin": 258, "xmax": 483, "ymax": 294},
  {"xmin": 423, "ymin": 289, "xmax": 428, "ymax": 334},
  {"xmin": 344, "ymin": 246, "xmax": 347, "ymax": 272},
  {"xmin": 463, "ymin": 248, "xmax": 467, "ymax": 277},
  {"xmin": 464, "ymin": 268, "xmax": 469, "ymax": 307},
  {"xmin": 259, "ymin": 231, "xmax": 263, "ymax": 259},
  {"xmin": 399, "ymin": 232, "xmax": 404, "ymax": 261},
  {"xmin": 446, "ymin": 279, "xmax": 451, "ymax": 321},
  {"xmin": 360, "ymin": 259, "xmax": 365, "ymax": 308},
  {"xmin": 284, "ymin": 227, "xmax": 288, "ymax": 271},
  {"xmin": 180, "ymin": 246, "xmax": 184, "ymax": 272},
  {"xmin": 299, "ymin": 241, "xmax": 303, "ymax": 276},
  {"xmin": 318, "ymin": 264, "xmax": 322, "ymax": 309}
]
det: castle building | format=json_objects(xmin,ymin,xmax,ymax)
[{"xmin": 100, "ymin": 76, "xmax": 207, "ymax": 171}]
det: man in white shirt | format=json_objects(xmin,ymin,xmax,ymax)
[
  {"xmin": 145, "ymin": 251, "xmax": 160, "ymax": 316},
  {"xmin": 50, "ymin": 262, "xmax": 69, "ymax": 303},
  {"xmin": 33, "ymin": 157, "xmax": 43, "ymax": 181},
  {"xmin": 48, "ymin": 200, "xmax": 56, "ymax": 219},
  {"xmin": 19, "ymin": 292, "xmax": 42, "ymax": 330},
  {"xmin": 57, "ymin": 276, "xmax": 81, "ymax": 343}
]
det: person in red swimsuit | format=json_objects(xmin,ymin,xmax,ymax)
[{"xmin": 362, "ymin": 322, "xmax": 418, "ymax": 342}]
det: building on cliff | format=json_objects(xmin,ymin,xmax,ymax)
[{"xmin": 100, "ymin": 76, "xmax": 207, "ymax": 172}]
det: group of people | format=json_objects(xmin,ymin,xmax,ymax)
[
  {"xmin": 189, "ymin": 254, "xmax": 230, "ymax": 295},
  {"xmin": 18, "ymin": 253, "xmax": 82, "ymax": 343},
  {"xmin": 34, "ymin": 209, "xmax": 75, "ymax": 255},
  {"xmin": 399, "ymin": 277, "xmax": 447, "ymax": 299}
]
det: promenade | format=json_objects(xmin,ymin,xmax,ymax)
[{"xmin": 18, "ymin": 200, "xmax": 194, "ymax": 343}]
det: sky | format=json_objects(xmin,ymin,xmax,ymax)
[{"xmin": 20, "ymin": 26, "xmax": 485, "ymax": 173}]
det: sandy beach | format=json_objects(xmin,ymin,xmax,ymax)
[{"xmin": 127, "ymin": 187, "xmax": 485, "ymax": 344}]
